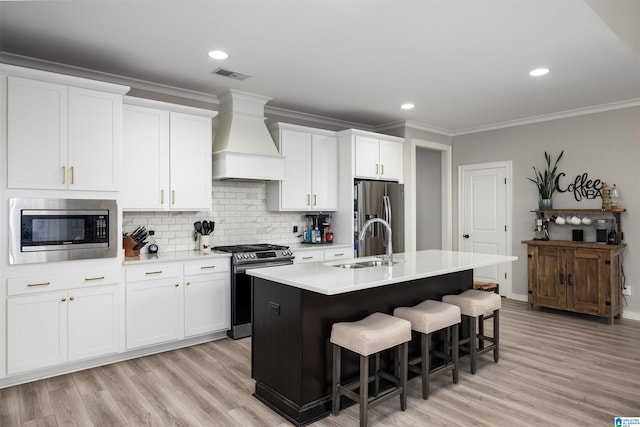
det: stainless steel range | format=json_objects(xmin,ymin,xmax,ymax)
[{"xmin": 213, "ymin": 244, "xmax": 294, "ymax": 339}]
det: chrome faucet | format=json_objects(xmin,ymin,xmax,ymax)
[{"xmin": 358, "ymin": 218, "xmax": 393, "ymax": 265}]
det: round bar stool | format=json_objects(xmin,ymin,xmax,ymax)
[
  {"xmin": 331, "ymin": 312, "xmax": 411, "ymax": 427},
  {"xmin": 443, "ymin": 289, "xmax": 501, "ymax": 374},
  {"xmin": 393, "ymin": 300, "xmax": 461, "ymax": 399}
]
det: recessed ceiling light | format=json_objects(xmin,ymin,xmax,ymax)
[
  {"xmin": 401, "ymin": 103, "xmax": 415, "ymax": 110},
  {"xmin": 208, "ymin": 50, "xmax": 229, "ymax": 60},
  {"xmin": 529, "ymin": 68, "xmax": 550, "ymax": 77}
]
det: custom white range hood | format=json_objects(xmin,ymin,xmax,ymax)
[{"xmin": 212, "ymin": 90, "xmax": 284, "ymax": 181}]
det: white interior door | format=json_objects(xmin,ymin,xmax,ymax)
[{"xmin": 459, "ymin": 162, "xmax": 511, "ymax": 296}]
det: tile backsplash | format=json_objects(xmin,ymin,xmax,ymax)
[{"xmin": 123, "ymin": 181, "xmax": 307, "ymax": 253}]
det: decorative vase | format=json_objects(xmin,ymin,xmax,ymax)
[{"xmin": 538, "ymin": 199, "xmax": 552, "ymax": 210}]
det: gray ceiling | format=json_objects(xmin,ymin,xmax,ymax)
[{"xmin": 1, "ymin": 0, "xmax": 639, "ymax": 134}]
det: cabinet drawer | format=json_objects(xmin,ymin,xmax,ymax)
[
  {"xmin": 125, "ymin": 263, "xmax": 182, "ymax": 282},
  {"xmin": 293, "ymin": 249, "xmax": 324, "ymax": 264},
  {"xmin": 324, "ymin": 247, "xmax": 352, "ymax": 261},
  {"xmin": 184, "ymin": 257, "xmax": 230, "ymax": 276},
  {"xmin": 8, "ymin": 268, "xmax": 121, "ymax": 296}
]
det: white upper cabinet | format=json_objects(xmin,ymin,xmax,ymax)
[
  {"xmin": 266, "ymin": 123, "xmax": 338, "ymax": 211},
  {"xmin": 354, "ymin": 134, "xmax": 403, "ymax": 181},
  {"xmin": 8, "ymin": 76, "xmax": 123, "ymax": 191},
  {"xmin": 121, "ymin": 98, "xmax": 216, "ymax": 211}
]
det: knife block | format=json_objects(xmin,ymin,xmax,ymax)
[{"xmin": 123, "ymin": 236, "xmax": 140, "ymax": 257}]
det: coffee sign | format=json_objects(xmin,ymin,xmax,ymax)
[{"xmin": 555, "ymin": 172, "xmax": 603, "ymax": 201}]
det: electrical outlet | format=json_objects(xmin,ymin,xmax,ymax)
[
  {"xmin": 269, "ymin": 302, "xmax": 280, "ymax": 316},
  {"xmin": 622, "ymin": 286, "xmax": 631, "ymax": 296}
]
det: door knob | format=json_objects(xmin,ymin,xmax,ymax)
[{"xmin": 463, "ymin": 234, "xmax": 470, "ymax": 239}]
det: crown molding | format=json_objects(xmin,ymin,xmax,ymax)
[
  {"xmin": 264, "ymin": 105, "xmax": 374, "ymax": 131},
  {"xmin": 452, "ymin": 98, "xmax": 640, "ymax": 136},
  {"xmin": 0, "ymin": 52, "xmax": 219, "ymax": 106}
]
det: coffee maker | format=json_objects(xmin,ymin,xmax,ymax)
[
  {"xmin": 595, "ymin": 219, "xmax": 612, "ymax": 244},
  {"xmin": 533, "ymin": 215, "xmax": 549, "ymax": 241}
]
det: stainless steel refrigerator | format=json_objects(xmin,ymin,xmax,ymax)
[{"xmin": 354, "ymin": 180, "xmax": 404, "ymax": 257}]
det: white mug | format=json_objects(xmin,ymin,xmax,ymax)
[
  {"xmin": 555, "ymin": 216, "xmax": 565, "ymax": 225},
  {"xmin": 581, "ymin": 216, "xmax": 592, "ymax": 225}
]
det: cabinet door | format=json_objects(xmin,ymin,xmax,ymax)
[
  {"xmin": 280, "ymin": 130, "xmax": 312, "ymax": 210},
  {"xmin": 568, "ymin": 249, "xmax": 608, "ymax": 315},
  {"xmin": 8, "ymin": 77, "xmax": 67, "ymax": 190},
  {"xmin": 67, "ymin": 87, "xmax": 121, "ymax": 191},
  {"xmin": 379, "ymin": 140, "xmax": 403, "ymax": 181},
  {"xmin": 7, "ymin": 291, "xmax": 68, "ymax": 374},
  {"xmin": 529, "ymin": 246, "xmax": 566, "ymax": 308},
  {"xmin": 169, "ymin": 113, "xmax": 212, "ymax": 210},
  {"xmin": 67, "ymin": 285, "xmax": 121, "ymax": 361},
  {"xmin": 311, "ymin": 134, "xmax": 338, "ymax": 210},
  {"xmin": 126, "ymin": 278, "xmax": 183, "ymax": 349},
  {"xmin": 354, "ymin": 136, "xmax": 380, "ymax": 179},
  {"xmin": 121, "ymin": 105, "xmax": 170, "ymax": 210},
  {"xmin": 184, "ymin": 273, "xmax": 230, "ymax": 337}
]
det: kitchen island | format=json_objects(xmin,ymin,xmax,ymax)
[{"xmin": 247, "ymin": 250, "xmax": 516, "ymax": 426}]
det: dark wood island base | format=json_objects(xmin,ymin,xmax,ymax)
[{"xmin": 251, "ymin": 270, "xmax": 473, "ymax": 426}]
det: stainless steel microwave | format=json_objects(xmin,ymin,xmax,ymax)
[{"xmin": 9, "ymin": 198, "xmax": 118, "ymax": 264}]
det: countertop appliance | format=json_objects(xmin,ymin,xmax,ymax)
[
  {"xmin": 10, "ymin": 198, "xmax": 117, "ymax": 264},
  {"xmin": 212, "ymin": 243, "xmax": 294, "ymax": 339},
  {"xmin": 354, "ymin": 180, "xmax": 404, "ymax": 257}
]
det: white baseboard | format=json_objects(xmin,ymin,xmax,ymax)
[{"xmin": 508, "ymin": 293, "xmax": 528, "ymax": 302}]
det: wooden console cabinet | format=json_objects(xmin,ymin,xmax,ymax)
[{"xmin": 523, "ymin": 240, "xmax": 624, "ymax": 324}]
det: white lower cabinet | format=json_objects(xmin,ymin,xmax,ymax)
[
  {"xmin": 125, "ymin": 257, "xmax": 230, "ymax": 350},
  {"xmin": 184, "ymin": 258, "xmax": 230, "ymax": 337},
  {"xmin": 7, "ymin": 283, "xmax": 121, "ymax": 375},
  {"xmin": 293, "ymin": 246, "xmax": 353, "ymax": 264},
  {"xmin": 125, "ymin": 264, "xmax": 183, "ymax": 349}
]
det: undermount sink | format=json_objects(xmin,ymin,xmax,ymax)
[{"xmin": 333, "ymin": 259, "xmax": 396, "ymax": 269}]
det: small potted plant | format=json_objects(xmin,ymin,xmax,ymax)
[{"xmin": 528, "ymin": 150, "xmax": 564, "ymax": 210}]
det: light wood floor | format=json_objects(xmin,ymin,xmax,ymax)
[{"xmin": 1, "ymin": 299, "xmax": 639, "ymax": 426}]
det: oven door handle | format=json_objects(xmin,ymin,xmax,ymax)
[{"xmin": 235, "ymin": 260, "xmax": 293, "ymax": 274}]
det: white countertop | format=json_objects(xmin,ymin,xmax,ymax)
[
  {"xmin": 123, "ymin": 250, "xmax": 231, "ymax": 265},
  {"xmin": 247, "ymin": 250, "xmax": 517, "ymax": 295}
]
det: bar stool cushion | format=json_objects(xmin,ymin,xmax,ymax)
[
  {"xmin": 443, "ymin": 289, "xmax": 501, "ymax": 317},
  {"xmin": 331, "ymin": 312, "xmax": 411, "ymax": 356},
  {"xmin": 394, "ymin": 300, "xmax": 461, "ymax": 334}
]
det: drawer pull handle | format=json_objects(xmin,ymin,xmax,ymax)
[
  {"xmin": 145, "ymin": 271, "xmax": 163, "ymax": 275},
  {"xmin": 200, "ymin": 265, "xmax": 216, "ymax": 269},
  {"xmin": 28, "ymin": 282, "xmax": 50, "ymax": 287},
  {"xmin": 302, "ymin": 256, "xmax": 313, "ymax": 260},
  {"xmin": 85, "ymin": 276, "xmax": 105, "ymax": 281},
  {"xmin": 333, "ymin": 253, "xmax": 345, "ymax": 257}
]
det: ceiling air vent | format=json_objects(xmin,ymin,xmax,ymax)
[{"xmin": 212, "ymin": 68, "xmax": 250, "ymax": 81}]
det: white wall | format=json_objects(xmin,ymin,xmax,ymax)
[{"xmin": 452, "ymin": 106, "xmax": 640, "ymax": 317}]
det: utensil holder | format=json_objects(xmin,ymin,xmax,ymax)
[
  {"xmin": 199, "ymin": 235, "xmax": 211, "ymax": 252},
  {"xmin": 123, "ymin": 236, "xmax": 140, "ymax": 257}
]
